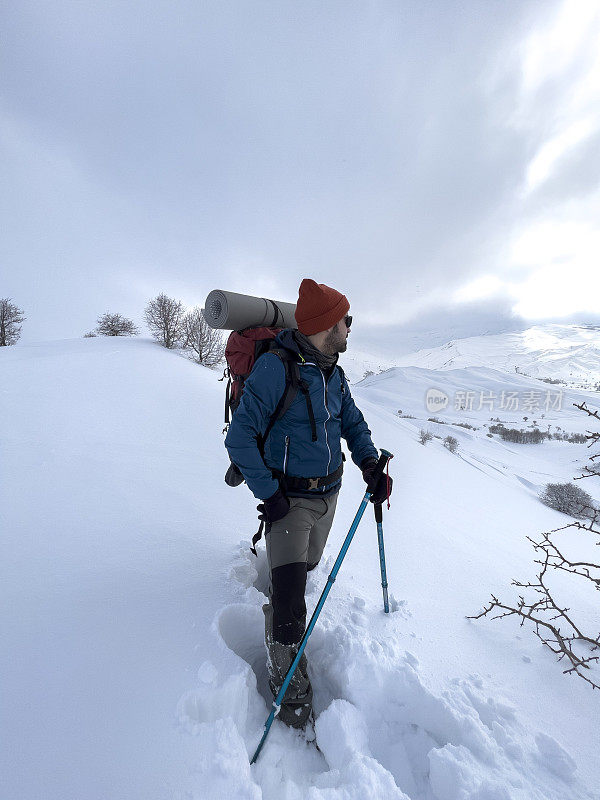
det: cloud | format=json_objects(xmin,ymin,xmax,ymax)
[
  {"xmin": 525, "ymin": 118, "xmax": 596, "ymax": 193},
  {"xmin": 2, "ymin": 0, "xmax": 598, "ymax": 344}
]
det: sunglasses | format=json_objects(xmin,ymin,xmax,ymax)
[{"xmin": 344, "ymin": 315, "xmax": 352, "ymax": 329}]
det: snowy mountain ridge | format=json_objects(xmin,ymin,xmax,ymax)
[{"xmin": 384, "ymin": 323, "xmax": 600, "ymax": 389}]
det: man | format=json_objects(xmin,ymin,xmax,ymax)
[{"xmin": 224, "ymin": 278, "xmax": 392, "ymax": 727}]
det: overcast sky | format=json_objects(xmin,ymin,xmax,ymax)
[{"xmin": 2, "ymin": 0, "xmax": 600, "ymax": 348}]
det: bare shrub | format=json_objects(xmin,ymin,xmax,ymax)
[
  {"xmin": 95, "ymin": 312, "xmax": 139, "ymax": 337},
  {"xmin": 419, "ymin": 429, "xmax": 433, "ymax": 445},
  {"xmin": 489, "ymin": 424, "xmax": 549, "ymax": 444},
  {"xmin": 144, "ymin": 293, "xmax": 185, "ymax": 348},
  {"xmin": 470, "ymin": 402, "xmax": 600, "ymax": 690},
  {"xmin": 181, "ymin": 307, "xmax": 225, "ymax": 367},
  {"xmin": 0, "ymin": 298, "xmax": 26, "ymax": 346},
  {"xmin": 540, "ymin": 482, "xmax": 596, "ymax": 520},
  {"xmin": 443, "ymin": 435, "xmax": 459, "ymax": 453}
]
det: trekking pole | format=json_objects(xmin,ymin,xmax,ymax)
[
  {"xmin": 250, "ymin": 448, "xmax": 394, "ymax": 765},
  {"xmin": 375, "ymin": 502, "xmax": 390, "ymax": 613}
]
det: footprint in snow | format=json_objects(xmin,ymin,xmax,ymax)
[{"xmin": 217, "ymin": 603, "xmax": 271, "ymax": 707}]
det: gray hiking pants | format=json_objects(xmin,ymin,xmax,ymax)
[{"xmin": 264, "ymin": 492, "xmax": 339, "ymax": 645}]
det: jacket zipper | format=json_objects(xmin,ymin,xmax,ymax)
[
  {"xmin": 300, "ymin": 362, "xmax": 333, "ymax": 474},
  {"xmin": 283, "ymin": 434, "xmax": 290, "ymax": 474},
  {"xmin": 320, "ymin": 370, "xmax": 332, "ymax": 473}
]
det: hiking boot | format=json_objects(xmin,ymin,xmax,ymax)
[
  {"xmin": 263, "ymin": 602, "xmax": 312, "ymax": 728},
  {"xmin": 266, "ymin": 638, "xmax": 313, "ymax": 728}
]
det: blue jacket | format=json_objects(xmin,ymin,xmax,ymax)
[{"xmin": 224, "ymin": 329, "xmax": 378, "ymax": 500}]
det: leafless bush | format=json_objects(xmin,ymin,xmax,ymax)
[
  {"xmin": 551, "ymin": 431, "xmax": 588, "ymax": 443},
  {"xmin": 574, "ymin": 402, "xmax": 600, "ymax": 479},
  {"xmin": 489, "ymin": 424, "xmax": 549, "ymax": 444},
  {"xmin": 443, "ymin": 435, "xmax": 459, "ymax": 453},
  {"xmin": 419, "ymin": 429, "xmax": 433, "ymax": 445},
  {"xmin": 540, "ymin": 482, "xmax": 596, "ymax": 520},
  {"xmin": 470, "ymin": 402, "xmax": 600, "ymax": 690},
  {"xmin": 0, "ymin": 298, "xmax": 26, "ymax": 346},
  {"xmin": 144, "ymin": 293, "xmax": 185, "ymax": 348},
  {"xmin": 181, "ymin": 307, "xmax": 225, "ymax": 367},
  {"xmin": 95, "ymin": 312, "xmax": 139, "ymax": 337}
]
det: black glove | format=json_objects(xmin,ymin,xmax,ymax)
[
  {"xmin": 257, "ymin": 487, "xmax": 290, "ymax": 525},
  {"xmin": 361, "ymin": 458, "xmax": 393, "ymax": 505}
]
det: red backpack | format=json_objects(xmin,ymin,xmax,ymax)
[{"xmin": 220, "ymin": 326, "xmax": 316, "ymax": 486}]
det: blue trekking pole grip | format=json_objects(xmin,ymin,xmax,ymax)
[{"xmin": 250, "ymin": 447, "xmax": 394, "ymax": 765}]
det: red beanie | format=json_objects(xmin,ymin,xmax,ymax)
[{"xmin": 294, "ymin": 279, "xmax": 350, "ymax": 335}]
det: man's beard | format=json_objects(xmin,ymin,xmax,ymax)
[{"xmin": 323, "ymin": 326, "xmax": 348, "ymax": 355}]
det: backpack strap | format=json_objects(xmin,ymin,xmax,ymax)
[
  {"xmin": 259, "ymin": 348, "xmax": 323, "ymax": 450},
  {"xmin": 266, "ymin": 299, "xmax": 285, "ymax": 327},
  {"xmin": 224, "ymin": 373, "xmax": 232, "ymax": 424},
  {"xmin": 266, "ymin": 351, "xmax": 318, "ymax": 443},
  {"xmin": 251, "ymin": 520, "xmax": 266, "ymax": 557},
  {"xmin": 297, "ymin": 376, "xmax": 318, "ymax": 441},
  {"xmin": 257, "ymin": 349, "xmax": 301, "ymax": 456}
]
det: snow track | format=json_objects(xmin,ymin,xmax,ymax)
[{"xmin": 177, "ymin": 542, "xmax": 595, "ymax": 800}]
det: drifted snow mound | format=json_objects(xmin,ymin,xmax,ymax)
[{"xmin": 177, "ymin": 544, "xmax": 593, "ymax": 800}]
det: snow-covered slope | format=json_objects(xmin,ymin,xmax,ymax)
[
  {"xmin": 356, "ymin": 364, "xmax": 599, "ymax": 500},
  {"xmin": 389, "ymin": 324, "xmax": 600, "ymax": 389},
  {"xmin": 1, "ymin": 338, "xmax": 599, "ymax": 800}
]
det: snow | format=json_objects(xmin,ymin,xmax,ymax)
[
  {"xmin": 385, "ymin": 323, "xmax": 600, "ymax": 390},
  {"xmin": 1, "ymin": 336, "xmax": 599, "ymax": 799}
]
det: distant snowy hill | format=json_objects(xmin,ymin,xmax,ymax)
[
  {"xmin": 386, "ymin": 323, "xmax": 600, "ymax": 389},
  {"xmin": 1, "ymin": 337, "xmax": 599, "ymax": 800},
  {"xmin": 355, "ymin": 363, "xmax": 598, "ymax": 505}
]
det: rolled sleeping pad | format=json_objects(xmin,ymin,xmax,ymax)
[{"xmin": 202, "ymin": 289, "xmax": 298, "ymax": 331}]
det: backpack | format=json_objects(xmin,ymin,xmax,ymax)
[{"xmin": 220, "ymin": 326, "xmax": 318, "ymax": 487}]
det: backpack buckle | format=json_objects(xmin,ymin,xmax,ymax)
[{"xmin": 307, "ymin": 477, "xmax": 320, "ymax": 490}]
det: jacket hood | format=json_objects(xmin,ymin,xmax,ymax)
[
  {"xmin": 274, "ymin": 328, "xmax": 302, "ymax": 357},
  {"xmin": 275, "ymin": 328, "xmax": 340, "ymax": 375}
]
